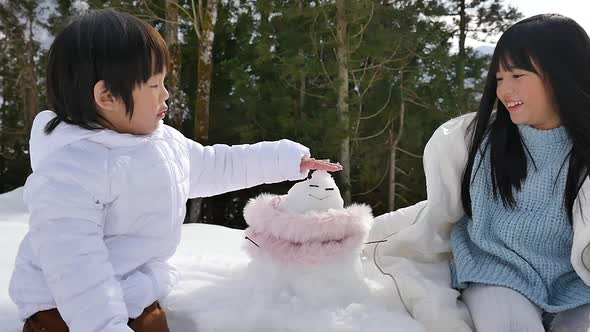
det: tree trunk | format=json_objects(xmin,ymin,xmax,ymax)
[
  {"xmin": 188, "ymin": 0, "xmax": 218, "ymax": 223},
  {"xmin": 21, "ymin": 17, "xmax": 38, "ymax": 131},
  {"xmin": 0, "ymin": 142, "xmax": 4, "ymax": 192},
  {"xmin": 297, "ymin": 0, "xmax": 305, "ymax": 118},
  {"xmin": 388, "ymin": 132, "xmax": 397, "ymax": 210},
  {"xmin": 335, "ymin": 0, "xmax": 351, "ymax": 205},
  {"xmin": 388, "ymin": 70, "xmax": 405, "ymax": 211},
  {"xmin": 194, "ymin": 0, "xmax": 218, "ymax": 144},
  {"xmin": 295, "ymin": 0, "xmax": 306, "ymax": 140},
  {"xmin": 299, "ymin": 62, "xmax": 305, "ymax": 114},
  {"xmin": 165, "ymin": 0, "xmax": 183, "ymax": 129},
  {"xmin": 456, "ymin": 0, "xmax": 467, "ymax": 112}
]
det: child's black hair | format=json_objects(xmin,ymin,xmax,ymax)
[{"xmin": 45, "ymin": 8, "xmax": 170, "ymax": 134}]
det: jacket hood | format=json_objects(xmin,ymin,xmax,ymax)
[{"xmin": 29, "ymin": 111, "xmax": 163, "ymax": 170}]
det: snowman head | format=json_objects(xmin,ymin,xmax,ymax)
[{"xmin": 280, "ymin": 170, "xmax": 344, "ymax": 213}]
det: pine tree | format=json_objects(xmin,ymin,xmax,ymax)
[{"xmin": 444, "ymin": 0, "xmax": 521, "ymax": 113}]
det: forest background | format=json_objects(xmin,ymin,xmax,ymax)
[{"xmin": 0, "ymin": 0, "xmax": 522, "ymax": 228}]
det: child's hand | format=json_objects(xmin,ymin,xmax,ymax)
[{"xmin": 300, "ymin": 157, "xmax": 343, "ymax": 173}]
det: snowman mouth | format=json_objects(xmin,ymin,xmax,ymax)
[{"xmin": 308, "ymin": 194, "xmax": 329, "ymax": 200}]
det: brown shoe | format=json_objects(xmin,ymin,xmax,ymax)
[
  {"xmin": 129, "ymin": 302, "xmax": 170, "ymax": 332},
  {"xmin": 22, "ymin": 302, "xmax": 170, "ymax": 332},
  {"xmin": 23, "ymin": 308, "xmax": 68, "ymax": 332}
]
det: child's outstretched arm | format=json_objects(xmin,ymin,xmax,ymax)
[
  {"xmin": 188, "ymin": 139, "xmax": 308, "ymax": 198},
  {"xmin": 186, "ymin": 138, "xmax": 307, "ymax": 197},
  {"xmin": 17, "ymin": 171, "xmax": 132, "ymax": 332},
  {"xmin": 181, "ymin": 134, "xmax": 338, "ymax": 198}
]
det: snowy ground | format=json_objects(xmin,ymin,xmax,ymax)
[{"xmin": 0, "ymin": 187, "xmax": 425, "ymax": 331}]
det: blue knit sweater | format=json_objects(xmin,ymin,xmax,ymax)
[{"xmin": 451, "ymin": 124, "xmax": 590, "ymax": 313}]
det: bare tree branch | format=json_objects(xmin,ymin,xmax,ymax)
[
  {"xmin": 281, "ymin": 77, "xmax": 331, "ymax": 100},
  {"xmin": 352, "ymin": 164, "xmax": 388, "ymax": 196},
  {"xmin": 405, "ymin": 97, "xmax": 430, "ymax": 109},
  {"xmin": 171, "ymin": 1, "xmax": 196, "ymax": 24},
  {"xmin": 319, "ymin": 41, "xmax": 334, "ymax": 84},
  {"xmin": 138, "ymin": 1, "xmax": 194, "ymax": 26},
  {"xmin": 360, "ymin": 65, "xmax": 382, "ymax": 97},
  {"xmin": 395, "ymin": 192, "xmax": 410, "ymax": 206},
  {"xmin": 191, "ymin": 0, "xmax": 201, "ymax": 38},
  {"xmin": 395, "ymin": 166, "xmax": 408, "ymax": 176},
  {"xmin": 359, "ymin": 83, "xmax": 394, "ymax": 120},
  {"xmin": 351, "ymin": 2, "xmax": 374, "ymax": 39},
  {"xmin": 319, "ymin": 2, "xmax": 338, "ymax": 42},
  {"xmin": 395, "ymin": 182, "xmax": 411, "ymax": 191},
  {"xmin": 350, "ymin": 3, "xmax": 374, "ymax": 54},
  {"xmin": 353, "ymin": 117, "xmax": 391, "ymax": 141},
  {"xmin": 397, "ymin": 147, "xmax": 422, "ymax": 159}
]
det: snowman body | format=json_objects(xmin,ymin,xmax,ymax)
[{"xmin": 243, "ymin": 171, "xmax": 372, "ymax": 305}]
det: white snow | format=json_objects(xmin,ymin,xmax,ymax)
[
  {"xmin": 0, "ymin": 187, "xmax": 425, "ymax": 331},
  {"xmin": 0, "ymin": 188, "xmax": 28, "ymax": 224}
]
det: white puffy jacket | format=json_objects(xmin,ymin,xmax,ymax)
[{"xmin": 9, "ymin": 111, "xmax": 310, "ymax": 332}]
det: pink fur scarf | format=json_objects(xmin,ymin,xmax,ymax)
[{"xmin": 243, "ymin": 194, "xmax": 373, "ymax": 265}]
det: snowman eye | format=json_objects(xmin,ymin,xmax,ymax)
[
  {"xmin": 325, "ymin": 188, "xmax": 334, "ymax": 191},
  {"xmin": 309, "ymin": 185, "xmax": 319, "ymax": 188}
]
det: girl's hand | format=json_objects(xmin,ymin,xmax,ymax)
[{"xmin": 300, "ymin": 157, "xmax": 343, "ymax": 173}]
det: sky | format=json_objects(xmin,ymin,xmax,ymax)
[
  {"xmin": 509, "ymin": 0, "xmax": 590, "ymax": 34},
  {"xmin": 467, "ymin": 0, "xmax": 590, "ymax": 50}
]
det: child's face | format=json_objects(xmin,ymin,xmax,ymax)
[
  {"xmin": 103, "ymin": 71, "xmax": 169, "ymax": 135},
  {"xmin": 496, "ymin": 62, "xmax": 560, "ymax": 130}
]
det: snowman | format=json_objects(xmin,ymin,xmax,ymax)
[{"xmin": 243, "ymin": 170, "xmax": 373, "ymax": 305}]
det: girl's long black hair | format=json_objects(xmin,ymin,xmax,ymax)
[{"xmin": 461, "ymin": 14, "xmax": 590, "ymax": 223}]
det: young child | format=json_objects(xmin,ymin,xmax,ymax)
[
  {"xmin": 8, "ymin": 9, "xmax": 341, "ymax": 332},
  {"xmin": 368, "ymin": 14, "xmax": 590, "ymax": 332}
]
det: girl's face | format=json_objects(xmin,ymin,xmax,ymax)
[
  {"xmin": 102, "ymin": 71, "xmax": 169, "ymax": 135},
  {"xmin": 496, "ymin": 62, "xmax": 560, "ymax": 130}
]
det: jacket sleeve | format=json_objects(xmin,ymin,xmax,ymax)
[
  {"xmin": 120, "ymin": 260, "xmax": 179, "ymax": 318},
  {"xmin": 571, "ymin": 176, "xmax": 590, "ymax": 285},
  {"xmin": 367, "ymin": 201, "xmax": 427, "ymax": 242},
  {"xmin": 24, "ymin": 173, "xmax": 132, "ymax": 332},
  {"xmin": 187, "ymin": 139, "xmax": 310, "ymax": 198}
]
